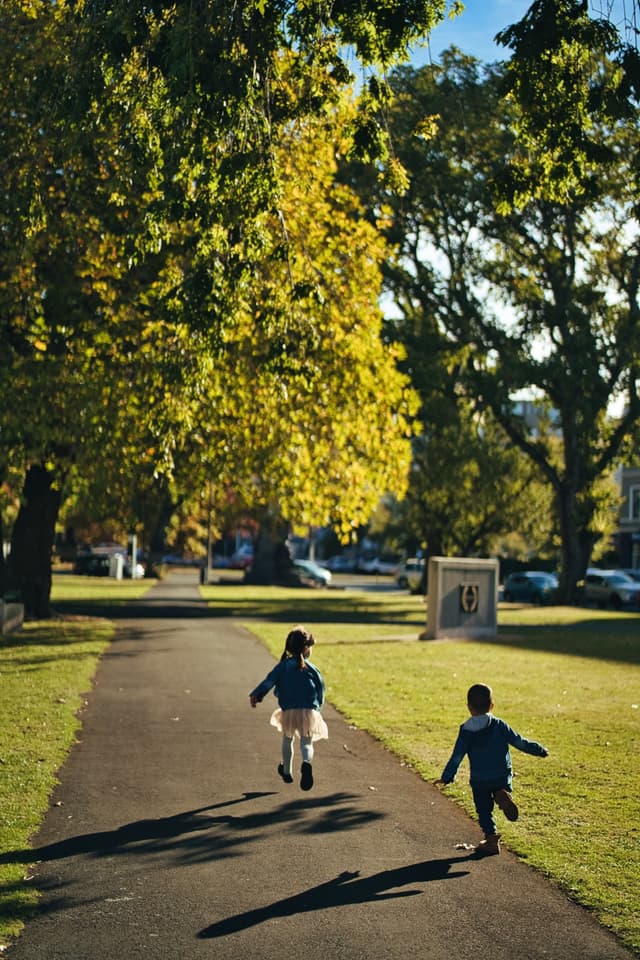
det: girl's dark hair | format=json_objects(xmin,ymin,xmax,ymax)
[{"xmin": 282, "ymin": 625, "xmax": 314, "ymax": 669}]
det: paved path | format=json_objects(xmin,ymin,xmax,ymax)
[{"xmin": 5, "ymin": 572, "xmax": 636, "ymax": 960}]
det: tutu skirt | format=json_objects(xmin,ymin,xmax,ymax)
[{"xmin": 270, "ymin": 708, "xmax": 328, "ymax": 742}]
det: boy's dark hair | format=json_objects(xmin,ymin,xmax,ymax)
[
  {"xmin": 282, "ymin": 625, "xmax": 314, "ymax": 669},
  {"xmin": 467, "ymin": 683, "xmax": 492, "ymax": 712}
]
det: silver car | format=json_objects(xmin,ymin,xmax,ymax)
[{"xmin": 582, "ymin": 569, "xmax": 640, "ymax": 609}]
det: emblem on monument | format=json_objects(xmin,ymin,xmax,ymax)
[{"xmin": 459, "ymin": 583, "xmax": 479, "ymax": 613}]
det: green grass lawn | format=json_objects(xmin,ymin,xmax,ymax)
[
  {"xmin": 1, "ymin": 576, "xmax": 638, "ymax": 954},
  {"xmin": 0, "ymin": 576, "xmax": 153, "ymax": 944},
  {"xmin": 201, "ymin": 584, "xmax": 640, "ymax": 953}
]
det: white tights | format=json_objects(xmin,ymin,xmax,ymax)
[{"xmin": 281, "ymin": 735, "xmax": 313, "ymax": 774}]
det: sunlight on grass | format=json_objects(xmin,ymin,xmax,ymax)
[
  {"xmin": 0, "ymin": 619, "xmax": 113, "ymax": 941},
  {"xmin": 200, "ymin": 581, "xmax": 426, "ymax": 627},
  {"xmin": 0, "ymin": 574, "xmax": 151, "ymax": 944},
  {"xmin": 51, "ymin": 575, "xmax": 155, "ymax": 604},
  {"xmin": 220, "ymin": 588, "xmax": 640, "ymax": 953},
  {"xmin": 2, "ymin": 578, "xmax": 638, "ymax": 952}
]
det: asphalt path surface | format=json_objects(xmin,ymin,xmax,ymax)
[{"xmin": 6, "ymin": 572, "xmax": 636, "ymax": 960}]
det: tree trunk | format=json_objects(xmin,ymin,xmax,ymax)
[
  {"xmin": 0, "ymin": 509, "xmax": 6, "ymax": 598},
  {"xmin": 423, "ymin": 532, "xmax": 444, "ymax": 562},
  {"xmin": 148, "ymin": 488, "xmax": 179, "ymax": 561},
  {"xmin": 9, "ymin": 464, "xmax": 61, "ymax": 619},
  {"xmin": 556, "ymin": 484, "xmax": 596, "ymax": 603},
  {"xmin": 245, "ymin": 518, "xmax": 300, "ymax": 586}
]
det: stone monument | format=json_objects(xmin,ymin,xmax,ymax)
[{"xmin": 423, "ymin": 556, "xmax": 499, "ymax": 640}]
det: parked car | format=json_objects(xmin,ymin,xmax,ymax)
[
  {"xmin": 582, "ymin": 569, "xmax": 640, "ymax": 609},
  {"xmin": 502, "ymin": 571, "xmax": 558, "ymax": 604},
  {"xmin": 75, "ymin": 544, "xmax": 144, "ymax": 578},
  {"xmin": 124, "ymin": 558, "xmax": 146, "ymax": 579},
  {"xmin": 395, "ymin": 558, "xmax": 426, "ymax": 593},
  {"xmin": 358, "ymin": 554, "xmax": 401, "ymax": 575},
  {"xmin": 321, "ymin": 555, "xmax": 356, "ymax": 573},
  {"xmin": 73, "ymin": 550, "xmax": 113, "ymax": 577},
  {"xmin": 293, "ymin": 559, "xmax": 332, "ymax": 587},
  {"xmin": 622, "ymin": 568, "xmax": 640, "ymax": 583},
  {"xmin": 160, "ymin": 553, "xmax": 201, "ymax": 567},
  {"xmin": 230, "ymin": 545, "xmax": 254, "ymax": 569},
  {"xmin": 211, "ymin": 554, "xmax": 232, "ymax": 569}
]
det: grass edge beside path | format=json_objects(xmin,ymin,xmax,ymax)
[
  {"xmin": 0, "ymin": 618, "xmax": 113, "ymax": 944},
  {"xmin": 1, "ymin": 578, "xmax": 638, "ymax": 956},
  {"xmin": 0, "ymin": 577, "xmax": 153, "ymax": 947},
  {"xmin": 232, "ymin": 591, "xmax": 640, "ymax": 957}
]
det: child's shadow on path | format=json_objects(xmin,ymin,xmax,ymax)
[{"xmin": 198, "ymin": 856, "xmax": 473, "ymax": 939}]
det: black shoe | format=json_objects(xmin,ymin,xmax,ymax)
[
  {"xmin": 277, "ymin": 763, "xmax": 293, "ymax": 784},
  {"xmin": 300, "ymin": 761, "xmax": 313, "ymax": 791},
  {"xmin": 494, "ymin": 789, "xmax": 519, "ymax": 822}
]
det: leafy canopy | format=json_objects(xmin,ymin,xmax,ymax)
[{"xmin": 354, "ymin": 50, "xmax": 640, "ymax": 594}]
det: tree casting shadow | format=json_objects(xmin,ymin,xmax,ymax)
[{"xmin": 0, "ymin": 792, "xmax": 382, "ymax": 869}]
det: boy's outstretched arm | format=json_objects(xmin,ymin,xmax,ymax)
[
  {"xmin": 507, "ymin": 725, "xmax": 549, "ymax": 757},
  {"xmin": 437, "ymin": 731, "xmax": 467, "ymax": 784}
]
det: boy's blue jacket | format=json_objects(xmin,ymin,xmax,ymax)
[
  {"xmin": 441, "ymin": 714, "xmax": 547, "ymax": 785},
  {"xmin": 250, "ymin": 658, "xmax": 325, "ymax": 710}
]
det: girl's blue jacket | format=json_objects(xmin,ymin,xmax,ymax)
[
  {"xmin": 441, "ymin": 714, "xmax": 548, "ymax": 786},
  {"xmin": 250, "ymin": 657, "xmax": 325, "ymax": 710}
]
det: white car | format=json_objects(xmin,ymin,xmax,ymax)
[
  {"xmin": 395, "ymin": 558, "xmax": 426, "ymax": 593},
  {"xmin": 293, "ymin": 559, "xmax": 332, "ymax": 587}
]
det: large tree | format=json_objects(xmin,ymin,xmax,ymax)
[
  {"xmin": 359, "ymin": 51, "xmax": 640, "ymax": 601},
  {"xmin": 496, "ymin": 0, "xmax": 640, "ymax": 208},
  {"xmin": 209, "ymin": 108, "xmax": 417, "ymax": 579},
  {"xmin": 399, "ymin": 405, "xmax": 556, "ymax": 563},
  {"xmin": 54, "ymin": 104, "xmax": 418, "ymax": 583},
  {"xmin": 2, "ymin": 0, "xmax": 451, "ymax": 614}
]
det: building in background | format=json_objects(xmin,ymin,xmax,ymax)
[{"xmin": 617, "ymin": 466, "xmax": 640, "ymax": 569}]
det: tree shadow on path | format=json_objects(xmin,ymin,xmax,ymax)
[
  {"xmin": 0, "ymin": 792, "xmax": 381, "ymax": 868},
  {"xmin": 197, "ymin": 856, "xmax": 473, "ymax": 939},
  {"xmin": 0, "ymin": 793, "xmax": 274, "ymax": 865}
]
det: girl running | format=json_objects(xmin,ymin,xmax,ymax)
[{"xmin": 249, "ymin": 625, "xmax": 328, "ymax": 790}]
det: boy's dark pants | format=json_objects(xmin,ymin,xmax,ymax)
[{"xmin": 472, "ymin": 778, "xmax": 511, "ymax": 835}]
